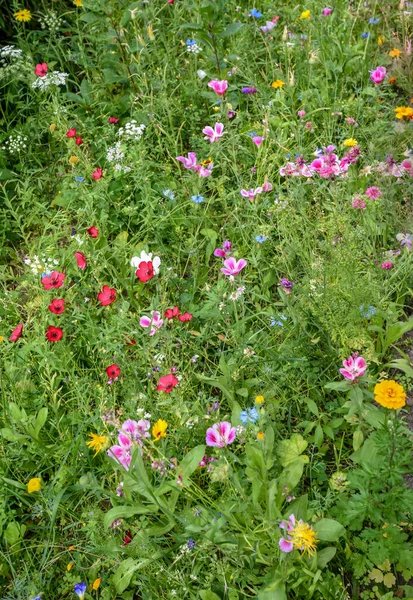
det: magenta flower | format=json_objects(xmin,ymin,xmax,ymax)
[
  {"xmin": 351, "ymin": 195, "xmax": 366, "ymax": 209},
  {"xmin": 108, "ymin": 434, "xmax": 132, "ymax": 470},
  {"xmin": 241, "ymin": 86, "xmax": 258, "ymax": 94},
  {"xmin": 140, "ymin": 311, "xmax": 164, "ymax": 335},
  {"xmin": 176, "ymin": 152, "xmax": 197, "ymax": 170},
  {"xmin": 260, "ymin": 20, "xmax": 276, "ymax": 33},
  {"xmin": 365, "ymin": 186, "xmax": 382, "ymax": 199},
  {"xmin": 339, "ymin": 354, "xmax": 367, "ymax": 381},
  {"xmin": 221, "ymin": 257, "xmax": 247, "ymax": 276},
  {"xmin": 214, "ymin": 240, "xmax": 232, "ymax": 257},
  {"xmin": 194, "ymin": 162, "xmax": 214, "ymax": 177},
  {"xmin": 297, "ymin": 110, "xmax": 306, "ymax": 118},
  {"xmin": 370, "ymin": 66, "xmax": 387, "ymax": 84},
  {"xmin": 262, "ymin": 181, "xmax": 273, "ymax": 192},
  {"xmin": 279, "ymin": 278, "xmax": 294, "ymax": 294},
  {"xmin": 279, "ymin": 514, "xmax": 295, "ymax": 553},
  {"xmin": 206, "ymin": 421, "xmax": 236, "ymax": 447},
  {"xmin": 252, "ymin": 136, "xmax": 264, "ymax": 146},
  {"xmin": 202, "ymin": 123, "xmax": 225, "ymax": 143},
  {"xmin": 240, "ymin": 187, "xmax": 263, "ymax": 200},
  {"xmin": 121, "ymin": 419, "xmax": 150, "ymax": 442},
  {"xmin": 207, "ymin": 79, "xmax": 228, "ymax": 95},
  {"xmin": 381, "ymin": 261, "xmax": 393, "ymax": 269},
  {"xmin": 322, "ymin": 7, "xmax": 333, "ymax": 15}
]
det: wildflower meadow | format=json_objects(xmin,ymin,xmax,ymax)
[{"xmin": 1, "ymin": 0, "xmax": 413, "ymax": 598}]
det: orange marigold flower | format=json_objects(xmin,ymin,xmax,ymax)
[
  {"xmin": 389, "ymin": 48, "xmax": 402, "ymax": 58},
  {"xmin": 374, "ymin": 380, "xmax": 406, "ymax": 409}
]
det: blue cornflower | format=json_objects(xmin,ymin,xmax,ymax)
[
  {"xmin": 369, "ymin": 17, "xmax": 379, "ymax": 24},
  {"xmin": 74, "ymin": 583, "xmax": 87, "ymax": 599},
  {"xmin": 270, "ymin": 315, "xmax": 287, "ymax": 327},
  {"xmin": 186, "ymin": 39, "xmax": 196, "ymax": 46},
  {"xmin": 187, "ymin": 538, "xmax": 196, "ymax": 549},
  {"xmin": 240, "ymin": 407, "xmax": 259, "ymax": 425},
  {"xmin": 250, "ymin": 8, "xmax": 263, "ymax": 18},
  {"xmin": 247, "ymin": 131, "xmax": 257, "ymax": 137},
  {"xmin": 163, "ymin": 189, "xmax": 175, "ymax": 200},
  {"xmin": 191, "ymin": 195, "xmax": 204, "ymax": 204},
  {"xmin": 360, "ymin": 305, "xmax": 376, "ymax": 318},
  {"xmin": 361, "ymin": 32, "xmax": 370, "ymax": 38},
  {"xmin": 255, "ymin": 235, "xmax": 267, "ymax": 243},
  {"xmin": 75, "ymin": 176, "xmax": 84, "ymax": 182}
]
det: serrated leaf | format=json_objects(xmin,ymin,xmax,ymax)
[
  {"xmin": 277, "ymin": 434, "xmax": 308, "ymax": 466},
  {"xmin": 383, "ymin": 572, "xmax": 396, "ymax": 588},
  {"xmin": 368, "ymin": 568, "xmax": 384, "ymax": 583},
  {"xmin": 218, "ymin": 22, "xmax": 243, "ymax": 38}
]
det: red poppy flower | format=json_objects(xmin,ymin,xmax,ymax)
[
  {"xmin": 75, "ymin": 137, "xmax": 83, "ymax": 146},
  {"xmin": 66, "ymin": 128, "xmax": 76, "ymax": 138},
  {"xmin": 135, "ymin": 261, "xmax": 154, "ymax": 283},
  {"xmin": 168, "ymin": 0, "xmax": 175, "ymax": 4},
  {"xmin": 92, "ymin": 168, "xmax": 103, "ymax": 180},
  {"xmin": 122, "ymin": 529, "xmax": 133, "ymax": 546},
  {"xmin": 178, "ymin": 312, "xmax": 193, "ymax": 322},
  {"xmin": 46, "ymin": 326, "xmax": 63, "ymax": 342},
  {"xmin": 9, "ymin": 324, "xmax": 23, "ymax": 342},
  {"xmin": 106, "ymin": 364, "xmax": 121, "ymax": 378},
  {"xmin": 124, "ymin": 336, "xmax": 136, "ymax": 346},
  {"xmin": 165, "ymin": 306, "xmax": 180, "ymax": 319},
  {"xmin": 34, "ymin": 63, "xmax": 48, "ymax": 77},
  {"xmin": 74, "ymin": 251, "xmax": 87, "ymax": 270},
  {"xmin": 108, "ymin": 117, "xmax": 119, "ymax": 124},
  {"xmin": 87, "ymin": 226, "xmax": 99, "ymax": 238},
  {"xmin": 42, "ymin": 271, "xmax": 66, "ymax": 290},
  {"xmin": 98, "ymin": 285, "xmax": 116, "ymax": 306},
  {"xmin": 48, "ymin": 299, "xmax": 65, "ymax": 314},
  {"xmin": 157, "ymin": 373, "xmax": 179, "ymax": 393}
]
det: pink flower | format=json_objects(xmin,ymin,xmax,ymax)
[
  {"xmin": 401, "ymin": 160, "xmax": 413, "ymax": 176},
  {"xmin": 365, "ymin": 186, "xmax": 382, "ymax": 199},
  {"xmin": 176, "ymin": 152, "xmax": 197, "ymax": 170},
  {"xmin": 262, "ymin": 181, "xmax": 273, "ymax": 192},
  {"xmin": 74, "ymin": 251, "xmax": 87, "ymax": 270},
  {"xmin": 157, "ymin": 373, "xmax": 179, "ymax": 392},
  {"xmin": 297, "ymin": 110, "xmax": 306, "ymax": 117},
  {"xmin": 381, "ymin": 261, "xmax": 393, "ymax": 269},
  {"xmin": 202, "ymin": 122, "xmax": 225, "ymax": 143},
  {"xmin": 322, "ymin": 7, "xmax": 333, "ymax": 16},
  {"xmin": 214, "ymin": 240, "xmax": 232, "ymax": 257},
  {"xmin": 194, "ymin": 162, "xmax": 214, "ymax": 177},
  {"xmin": 240, "ymin": 187, "xmax": 263, "ymax": 200},
  {"xmin": 279, "ymin": 514, "xmax": 295, "ymax": 553},
  {"xmin": 351, "ymin": 195, "xmax": 366, "ymax": 209},
  {"xmin": 206, "ymin": 421, "xmax": 236, "ymax": 447},
  {"xmin": 260, "ymin": 20, "xmax": 276, "ymax": 33},
  {"xmin": 370, "ymin": 66, "xmax": 387, "ymax": 84},
  {"xmin": 339, "ymin": 354, "xmax": 367, "ymax": 381},
  {"xmin": 140, "ymin": 311, "xmax": 164, "ymax": 335},
  {"xmin": 221, "ymin": 257, "xmax": 247, "ymax": 276},
  {"xmin": 34, "ymin": 62, "xmax": 48, "ymax": 77},
  {"xmin": 252, "ymin": 136, "xmax": 264, "ymax": 146},
  {"xmin": 92, "ymin": 168, "xmax": 103, "ymax": 180},
  {"xmin": 108, "ymin": 434, "xmax": 132, "ymax": 470},
  {"xmin": 207, "ymin": 79, "xmax": 228, "ymax": 95},
  {"xmin": 121, "ymin": 419, "xmax": 150, "ymax": 443}
]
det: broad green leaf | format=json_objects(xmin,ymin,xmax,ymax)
[
  {"xmin": 313, "ymin": 518, "xmax": 345, "ymax": 541},
  {"xmin": 199, "ymin": 591, "xmax": 221, "ymax": 600},
  {"xmin": 368, "ymin": 568, "xmax": 383, "ymax": 583},
  {"xmin": 103, "ymin": 505, "xmax": 158, "ymax": 529},
  {"xmin": 383, "ymin": 573, "xmax": 396, "ymax": 588},
  {"xmin": 218, "ymin": 22, "xmax": 243, "ymax": 38},
  {"xmin": 258, "ymin": 578, "xmax": 287, "ymax": 600},
  {"xmin": 112, "ymin": 558, "xmax": 139, "ymax": 594},
  {"xmin": 353, "ymin": 428, "xmax": 363, "ymax": 451},
  {"xmin": 179, "ymin": 445, "xmax": 206, "ymax": 479},
  {"xmin": 34, "ymin": 407, "xmax": 48, "ymax": 437},
  {"xmin": 317, "ymin": 547, "xmax": 336, "ymax": 568},
  {"xmin": 277, "ymin": 434, "xmax": 308, "ymax": 466}
]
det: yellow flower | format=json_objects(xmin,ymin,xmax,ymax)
[
  {"xmin": 68, "ymin": 545, "xmax": 75, "ymax": 551},
  {"xmin": 378, "ymin": 35, "xmax": 385, "ymax": 45},
  {"xmin": 27, "ymin": 478, "xmax": 41, "ymax": 493},
  {"xmin": 152, "ymin": 419, "xmax": 168, "ymax": 441},
  {"xmin": 255, "ymin": 395, "xmax": 265, "ymax": 404},
  {"xmin": 201, "ymin": 157, "xmax": 213, "ymax": 166},
  {"xmin": 92, "ymin": 578, "xmax": 102, "ymax": 590},
  {"xmin": 389, "ymin": 48, "xmax": 402, "ymax": 58},
  {"xmin": 67, "ymin": 563, "xmax": 73, "ymax": 571},
  {"xmin": 343, "ymin": 138, "xmax": 358, "ymax": 147},
  {"xmin": 147, "ymin": 25, "xmax": 155, "ymax": 40},
  {"xmin": 257, "ymin": 432, "xmax": 265, "ymax": 440},
  {"xmin": 86, "ymin": 433, "xmax": 108, "ymax": 456},
  {"xmin": 73, "ymin": 0, "xmax": 83, "ymax": 6},
  {"xmin": 0, "ymin": 336, "xmax": 4, "ymax": 343},
  {"xmin": 14, "ymin": 9, "xmax": 32, "ymax": 22},
  {"xmin": 300, "ymin": 10, "xmax": 311, "ymax": 19},
  {"xmin": 395, "ymin": 106, "xmax": 413, "ymax": 120},
  {"xmin": 49, "ymin": 124, "xmax": 56, "ymax": 132},
  {"xmin": 291, "ymin": 520, "xmax": 318, "ymax": 555},
  {"xmin": 374, "ymin": 380, "xmax": 406, "ymax": 409},
  {"xmin": 271, "ymin": 79, "xmax": 285, "ymax": 89},
  {"xmin": 69, "ymin": 156, "xmax": 80, "ymax": 166}
]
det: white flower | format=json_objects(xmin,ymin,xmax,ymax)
[
  {"xmin": 197, "ymin": 69, "xmax": 207, "ymax": 79},
  {"xmin": 130, "ymin": 251, "xmax": 161, "ymax": 274},
  {"xmin": 32, "ymin": 71, "xmax": 68, "ymax": 90}
]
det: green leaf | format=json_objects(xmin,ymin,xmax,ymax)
[
  {"xmin": 258, "ymin": 578, "xmax": 287, "ymax": 600},
  {"xmin": 199, "ymin": 591, "xmax": 221, "ymax": 600},
  {"xmin": 1, "ymin": 428, "xmax": 27, "ymax": 442},
  {"xmin": 353, "ymin": 428, "xmax": 363, "ymax": 451},
  {"xmin": 80, "ymin": 78, "xmax": 93, "ymax": 103},
  {"xmin": 317, "ymin": 547, "xmax": 336, "ymax": 568},
  {"xmin": 112, "ymin": 558, "xmax": 139, "ymax": 594},
  {"xmin": 386, "ymin": 359, "xmax": 413, "ymax": 378},
  {"xmin": 313, "ymin": 518, "xmax": 345, "ymax": 541},
  {"xmin": 277, "ymin": 434, "xmax": 308, "ymax": 466},
  {"xmin": 218, "ymin": 22, "xmax": 243, "ymax": 38},
  {"xmin": 34, "ymin": 407, "xmax": 48, "ymax": 437},
  {"xmin": 179, "ymin": 445, "xmax": 206, "ymax": 479},
  {"xmin": 383, "ymin": 573, "xmax": 396, "ymax": 588},
  {"xmin": 103, "ymin": 505, "xmax": 158, "ymax": 529}
]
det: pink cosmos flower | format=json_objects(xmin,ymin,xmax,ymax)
[
  {"xmin": 381, "ymin": 261, "xmax": 393, "ymax": 269},
  {"xmin": 370, "ymin": 66, "xmax": 387, "ymax": 85},
  {"xmin": 207, "ymin": 79, "xmax": 228, "ymax": 95},
  {"xmin": 322, "ymin": 7, "xmax": 333, "ymax": 15},
  {"xmin": 176, "ymin": 152, "xmax": 198, "ymax": 170},
  {"xmin": 252, "ymin": 136, "xmax": 264, "ymax": 146},
  {"xmin": 108, "ymin": 434, "xmax": 132, "ymax": 470},
  {"xmin": 221, "ymin": 257, "xmax": 247, "ymax": 276},
  {"xmin": 202, "ymin": 123, "xmax": 225, "ymax": 143},
  {"xmin": 240, "ymin": 187, "xmax": 263, "ymax": 200},
  {"xmin": 279, "ymin": 514, "xmax": 295, "ymax": 553},
  {"xmin": 206, "ymin": 421, "xmax": 236, "ymax": 447},
  {"xmin": 365, "ymin": 186, "xmax": 382, "ymax": 199},
  {"xmin": 140, "ymin": 311, "xmax": 163, "ymax": 335},
  {"xmin": 339, "ymin": 354, "xmax": 367, "ymax": 381}
]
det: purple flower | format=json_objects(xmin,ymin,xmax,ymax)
[
  {"xmin": 74, "ymin": 583, "xmax": 87, "ymax": 599},
  {"xmin": 241, "ymin": 86, "xmax": 258, "ymax": 94},
  {"xmin": 221, "ymin": 257, "xmax": 247, "ymax": 276},
  {"xmin": 206, "ymin": 421, "xmax": 236, "ymax": 447},
  {"xmin": 339, "ymin": 354, "xmax": 367, "ymax": 381}
]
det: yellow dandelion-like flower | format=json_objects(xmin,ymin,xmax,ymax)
[
  {"xmin": 300, "ymin": 10, "xmax": 311, "ymax": 19},
  {"xmin": 343, "ymin": 138, "xmax": 358, "ymax": 147},
  {"xmin": 147, "ymin": 24, "xmax": 155, "ymax": 40},
  {"xmin": 92, "ymin": 578, "xmax": 102, "ymax": 590},
  {"xmin": 86, "ymin": 433, "xmax": 108, "ymax": 456},
  {"xmin": 0, "ymin": 336, "xmax": 4, "ymax": 343},
  {"xmin": 395, "ymin": 106, "xmax": 413, "ymax": 120},
  {"xmin": 69, "ymin": 156, "xmax": 80, "ymax": 166},
  {"xmin": 152, "ymin": 419, "xmax": 168, "ymax": 441},
  {"xmin": 67, "ymin": 563, "xmax": 73, "ymax": 571},
  {"xmin": 73, "ymin": 0, "xmax": 83, "ymax": 6},
  {"xmin": 14, "ymin": 9, "xmax": 32, "ymax": 22},
  {"xmin": 377, "ymin": 35, "xmax": 385, "ymax": 45},
  {"xmin": 257, "ymin": 431, "xmax": 265, "ymax": 440},
  {"xmin": 291, "ymin": 520, "xmax": 318, "ymax": 554},
  {"xmin": 27, "ymin": 478, "xmax": 41, "ymax": 493},
  {"xmin": 255, "ymin": 395, "xmax": 265, "ymax": 404},
  {"xmin": 374, "ymin": 380, "xmax": 406, "ymax": 409},
  {"xmin": 389, "ymin": 48, "xmax": 402, "ymax": 58},
  {"xmin": 271, "ymin": 79, "xmax": 285, "ymax": 89}
]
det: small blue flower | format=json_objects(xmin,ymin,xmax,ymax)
[
  {"xmin": 286, "ymin": 153, "xmax": 291, "ymax": 159},
  {"xmin": 240, "ymin": 407, "xmax": 259, "ymax": 425},
  {"xmin": 163, "ymin": 189, "xmax": 175, "ymax": 200},
  {"xmin": 186, "ymin": 39, "xmax": 196, "ymax": 46},
  {"xmin": 369, "ymin": 17, "xmax": 379, "ymax": 24},
  {"xmin": 187, "ymin": 538, "xmax": 196, "ymax": 549},
  {"xmin": 74, "ymin": 583, "xmax": 87, "ymax": 599},
  {"xmin": 191, "ymin": 195, "xmax": 204, "ymax": 204},
  {"xmin": 255, "ymin": 235, "xmax": 267, "ymax": 243},
  {"xmin": 360, "ymin": 305, "xmax": 376, "ymax": 318},
  {"xmin": 300, "ymin": 34, "xmax": 307, "ymax": 40},
  {"xmin": 75, "ymin": 176, "xmax": 84, "ymax": 182},
  {"xmin": 270, "ymin": 315, "xmax": 287, "ymax": 327},
  {"xmin": 250, "ymin": 8, "xmax": 263, "ymax": 18},
  {"xmin": 361, "ymin": 32, "xmax": 370, "ymax": 38},
  {"xmin": 31, "ymin": 597, "xmax": 42, "ymax": 600},
  {"xmin": 40, "ymin": 272, "xmax": 52, "ymax": 279},
  {"xmin": 247, "ymin": 131, "xmax": 257, "ymax": 137}
]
